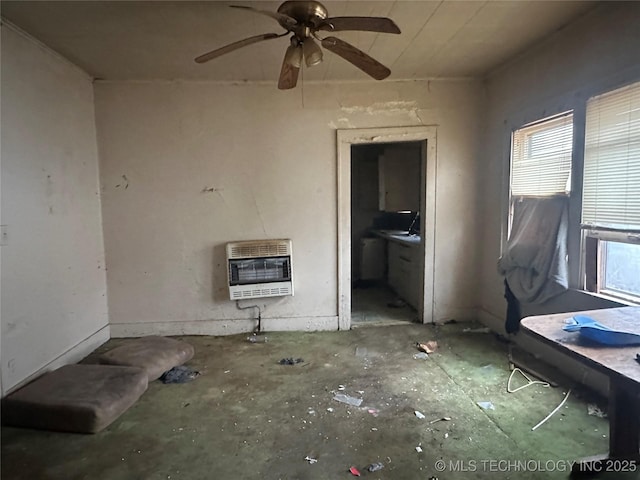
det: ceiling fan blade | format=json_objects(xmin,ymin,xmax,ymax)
[
  {"xmin": 230, "ymin": 5, "xmax": 297, "ymax": 30},
  {"xmin": 278, "ymin": 46, "xmax": 301, "ymax": 89},
  {"xmin": 195, "ymin": 33, "xmax": 281, "ymax": 64},
  {"xmin": 321, "ymin": 37, "xmax": 391, "ymax": 80},
  {"xmin": 318, "ymin": 17, "xmax": 401, "ymax": 34}
]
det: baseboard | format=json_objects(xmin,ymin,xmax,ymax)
[
  {"xmin": 109, "ymin": 316, "xmax": 340, "ymax": 338},
  {"xmin": 477, "ymin": 307, "xmax": 506, "ymax": 334},
  {"xmin": 2, "ymin": 324, "xmax": 110, "ymax": 396}
]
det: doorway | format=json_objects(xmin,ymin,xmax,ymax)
[{"xmin": 337, "ymin": 126, "xmax": 437, "ymax": 330}]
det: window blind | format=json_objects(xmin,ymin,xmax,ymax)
[
  {"xmin": 510, "ymin": 113, "xmax": 573, "ymax": 197},
  {"xmin": 582, "ymin": 81, "xmax": 640, "ymax": 230}
]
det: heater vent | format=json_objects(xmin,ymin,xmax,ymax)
[
  {"xmin": 226, "ymin": 239, "xmax": 294, "ymax": 300},
  {"xmin": 228, "ymin": 240, "xmax": 291, "ymax": 259}
]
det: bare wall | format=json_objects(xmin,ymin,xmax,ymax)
[
  {"xmin": 94, "ymin": 79, "xmax": 483, "ymax": 336},
  {"xmin": 1, "ymin": 25, "xmax": 109, "ymax": 393}
]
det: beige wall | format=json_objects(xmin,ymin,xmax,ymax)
[
  {"xmin": 478, "ymin": 3, "xmax": 640, "ymax": 395},
  {"xmin": 94, "ymin": 79, "xmax": 483, "ymax": 336},
  {"xmin": 1, "ymin": 26, "xmax": 109, "ymax": 393}
]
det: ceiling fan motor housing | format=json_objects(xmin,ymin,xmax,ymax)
[{"xmin": 277, "ymin": 1, "xmax": 328, "ymax": 31}]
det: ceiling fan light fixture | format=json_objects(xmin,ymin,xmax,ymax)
[
  {"xmin": 302, "ymin": 38, "xmax": 323, "ymax": 67},
  {"xmin": 284, "ymin": 44, "xmax": 303, "ymax": 68}
]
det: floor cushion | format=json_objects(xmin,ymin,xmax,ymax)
[
  {"xmin": 2, "ymin": 364, "xmax": 148, "ymax": 433},
  {"xmin": 98, "ymin": 336, "xmax": 195, "ymax": 381}
]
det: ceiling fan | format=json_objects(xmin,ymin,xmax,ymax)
[{"xmin": 195, "ymin": 1, "xmax": 401, "ymax": 89}]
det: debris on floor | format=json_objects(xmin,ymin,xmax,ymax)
[
  {"xmin": 278, "ymin": 357, "xmax": 304, "ymax": 365},
  {"xmin": 349, "ymin": 466, "xmax": 361, "ymax": 476},
  {"xmin": 367, "ymin": 462, "xmax": 384, "ymax": 472},
  {"xmin": 416, "ymin": 341, "xmax": 438, "ymax": 354},
  {"xmin": 463, "ymin": 326, "xmax": 491, "ymax": 333},
  {"xmin": 246, "ymin": 335, "xmax": 268, "ymax": 343},
  {"xmin": 367, "ymin": 408, "xmax": 379, "ymax": 417},
  {"xmin": 587, "ymin": 404, "xmax": 607, "ymax": 418},
  {"xmin": 304, "ymin": 455, "xmax": 318, "ymax": 464},
  {"xmin": 477, "ymin": 401, "xmax": 495, "ymax": 410},
  {"xmin": 355, "ymin": 347, "xmax": 368, "ymax": 357},
  {"xmin": 333, "ymin": 393, "xmax": 363, "ymax": 407},
  {"xmin": 159, "ymin": 365, "xmax": 200, "ymax": 384},
  {"xmin": 415, "ymin": 445, "xmax": 423, "ymax": 453},
  {"xmin": 429, "ymin": 416, "xmax": 451, "ymax": 424},
  {"xmin": 413, "ymin": 352, "xmax": 429, "ymax": 360},
  {"xmin": 414, "ymin": 410, "xmax": 426, "ymax": 419},
  {"xmin": 531, "ymin": 389, "xmax": 572, "ymax": 431}
]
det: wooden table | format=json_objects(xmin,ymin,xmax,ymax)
[{"xmin": 520, "ymin": 307, "xmax": 640, "ymax": 474}]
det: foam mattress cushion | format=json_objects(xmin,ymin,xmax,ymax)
[
  {"xmin": 99, "ymin": 336, "xmax": 195, "ymax": 381},
  {"xmin": 2, "ymin": 364, "xmax": 148, "ymax": 433}
]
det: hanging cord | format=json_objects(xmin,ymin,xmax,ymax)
[
  {"xmin": 236, "ymin": 301, "xmax": 262, "ymax": 333},
  {"xmin": 507, "ymin": 367, "xmax": 550, "ymax": 393},
  {"xmin": 531, "ymin": 389, "xmax": 572, "ymax": 431}
]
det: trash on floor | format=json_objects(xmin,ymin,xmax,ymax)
[
  {"xmin": 415, "ymin": 445, "xmax": 423, "ymax": 453},
  {"xmin": 278, "ymin": 358, "xmax": 304, "ymax": 365},
  {"xmin": 477, "ymin": 401, "xmax": 495, "ymax": 410},
  {"xmin": 246, "ymin": 335, "xmax": 268, "ymax": 343},
  {"xmin": 367, "ymin": 462, "xmax": 384, "ymax": 472},
  {"xmin": 507, "ymin": 367, "xmax": 551, "ymax": 393},
  {"xmin": 413, "ymin": 352, "xmax": 429, "ymax": 360},
  {"xmin": 334, "ymin": 393, "xmax": 363, "ymax": 407},
  {"xmin": 429, "ymin": 416, "xmax": 452, "ymax": 424},
  {"xmin": 355, "ymin": 347, "xmax": 368, "ymax": 357},
  {"xmin": 159, "ymin": 365, "xmax": 200, "ymax": 384},
  {"xmin": 304, "ymin": 456, "xmax": 318, "ymax": 464},
  {"xmin": 326, "ymin": 407, "xmax": 334, "ymax": 413},
  {"xmin": 414, "ymin": 410, "xmax": 426, "ymax": 419},
  {"xmin": 463, "ymin": 327, "xmax": 491, "ymax": 333},
  {"xmin": 416, "ymin": 341, "xmax": 438, "ymax": 354},
  {"xmin": 338, "ymin": 385, "xmax": 346, "ymax": 390},
  {"xmin": 532, "ymin": 389, "xmax": 572, "ymax": 431},
  {"xmin": 349, "ymin": 466, "xmax": 361, "ymax": 476},
  {"xmin": 367, "ymin": 408, "xmax": 379, "ymax": 417},
  {"xmin": 587, "ymin": 404, "xmax": 607, "ymax": 418}
]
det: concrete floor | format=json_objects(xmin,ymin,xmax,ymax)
[{"xmin": 2, "ymin": 323, "xmax": 637, "ymax": 480}]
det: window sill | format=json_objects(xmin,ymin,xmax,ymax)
[{"xmin": 575, "ymin": 289, "xmax": 639, "ymax": 308}]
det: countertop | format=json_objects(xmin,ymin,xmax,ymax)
[{"xmin": 371, "ymin": 229, "xmax": 421, "ymax": 246}]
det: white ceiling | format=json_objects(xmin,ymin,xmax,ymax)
[{"xmin": 1, "ymin": 0, "xmax": 597, "ymax": 83}]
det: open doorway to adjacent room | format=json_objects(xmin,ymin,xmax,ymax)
[
  {"xmin": 336, "ymin": 126, "xmax": 437, "ymax": 330},
  {"xmin": 350, "ymin": 141, "xmax": 424, "ymax": 326}
]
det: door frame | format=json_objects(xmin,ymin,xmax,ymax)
[{"xmin": 337, "ymin": 126, "xmax": 437, "ymax": 330}]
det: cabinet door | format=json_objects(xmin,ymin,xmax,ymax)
[{"xmin": 378, "ymin": 145, "xmax": 421, "ymax": 212}]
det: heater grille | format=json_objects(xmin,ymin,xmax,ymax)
[
  {"xmin": 226, "ymin": 239, "xmax": 294, "ymax": 300},
  {"xmin": 228, "ymin": 240, "xmax": 290, "ymax": 259}
]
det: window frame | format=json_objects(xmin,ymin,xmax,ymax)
[{"xmin": 579, "ymin": 80, "xmax": 640, "ymax": 305}]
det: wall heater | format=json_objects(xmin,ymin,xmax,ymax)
[{"xmin": 226, "ymin": 239, "xmax": 294, "ymax": 300}]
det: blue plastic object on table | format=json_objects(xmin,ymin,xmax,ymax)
[{"xmin": 563, "ymin": 315, "xmax": 640, "ymax": 346}]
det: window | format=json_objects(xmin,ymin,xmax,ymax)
[
  {"xmin": 582, "ymin": 81, "xmax": 640, "ymax": 302},
  {"xmin": 510, "ymin": 113, "xmax": 574, "ymax": 198},
  {"xmin": 509, "ymin": 113, "xmax": 574, "ymax": 235}
]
